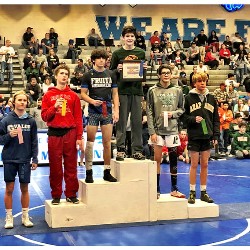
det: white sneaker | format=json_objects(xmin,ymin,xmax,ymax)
[
  {"xmin": 5, "ymin": 214, "xmax": 13, "ymax": 229},
  {"xmin": 22, "ymin": 214, "xmax": 33, "ymax": 227}
]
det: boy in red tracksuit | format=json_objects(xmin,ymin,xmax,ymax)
[
  {"xmin": 177, "ymin": 130, "xmax": 190, "ymax": 163},
  {"xmin": 41, "ymin": 64, "xmax": 84, "ymax": 205}
]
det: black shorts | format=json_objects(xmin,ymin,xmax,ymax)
[
  {"xmin": 187, "ymin": 138, "xmax": 212, "ymax": 152},
  {"xmin": 4, "ymin": 162, "xmax": 31, "ymax": 183}
]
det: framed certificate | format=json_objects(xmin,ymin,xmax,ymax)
[{"xmin": 120, "ymin": 60, "xmax": 146, "ymax": 82}]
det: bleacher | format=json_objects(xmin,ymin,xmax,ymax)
[{"xmin": 1, "ymin": 44, "xmax": 247, "ymax": 99}]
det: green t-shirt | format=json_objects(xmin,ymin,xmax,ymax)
[{"xmin": 110, "ymin": 46, "xmax": 145, "ymax": 96}]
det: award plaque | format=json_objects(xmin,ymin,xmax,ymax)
[{"xmin": 120, "ymin": 60, "xmax": 146, "ymax": 82}]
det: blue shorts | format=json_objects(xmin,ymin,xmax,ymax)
[
  {"xmin": 4, "ymin": 162, "xmax": 31, "ymax": 183},
  {"xmin": 88, "ymin": 113, "xmax": 113, "ymax": 126}
]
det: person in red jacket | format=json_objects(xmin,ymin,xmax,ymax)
[
  {"xmin": 204, "ymin": 48, "xmax": 219, "ymax": 70},
  {"xmin": 41, "ymin": 64, "xmax": 84, "ymax": 205},
  {"xmin": 177, "ymin": 130, "xmax": 190, "ymax": 163},
  {"xmin": 219, "ymin": 43, "xmax": 231, "ymax": 65}
]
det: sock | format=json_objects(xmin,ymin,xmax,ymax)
[
  {"xmin": 22, "ymin": 208, "xmax": 29, "ymax": 215},
  {"xmin": 171, "ymin": 174, "xmax": 177, "ymax": 191},
  {"xmin": 85, "ymin": 141, "xmax": 94, "ymax": 170},
  {"xmin": 104, "ymin": 165, "xmax": 111, "ymax": 170},
  {"xmin": 6, "ymin": 209, "xmax": 12, "ymax": 216},
  {"xmin": 200, "ymin": 185, "xmax": 207, "ymax": 192},
  {"xmin": 190, "ymin": 184, "xmax": 196, "ymax": 191},
  {"xmin": 157, "ymin": 174, "xmax": 160, "ymax": 192}
]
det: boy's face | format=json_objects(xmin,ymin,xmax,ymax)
[
  {"xmin": 123, "ymin": 33, "xmax": 136, "ymax": 46},
  {"xmin": 56, "ymin": 69, "xmax": 69, "ymax": 84},
  {"xmin": 239, "ymin": 126, "xmax": 246, "ymax": 134},
  {"xmin": 223, "ymin": 103, "xmax": 229, "ymax": 110},
  {"xmin": 14, "ymin": 94, "xmax": 28, "ymax": 111},
  {"xmin": 158, "ymin": 68, "xmax": 171, "ymax": 83},
  {"xmin": 179, "ymin": 131, "xmax": 187, "ymax": 139},
  {"xmin": 195, "ymin": 78, "xmax": 207, "ymax": 91},
  {"xmin": 94, "ymin": 57, "xmax": 106, "ymax": 68},
  {"xmin": 31, "ymin": 78, "xmax": 37, "ymax": 85}
]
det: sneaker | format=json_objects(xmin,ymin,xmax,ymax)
[
  {"xmin": 200, "ymin": 190, "xmax": 214, "ymax": 203},
  {"xmin": 51, "ymin": 198, "xmax": 60, "ymax": 205},
  {"xmin": 188, "ymin": 190, "xmax": 196, "ymax": 204},
  {"xmin": 103, "ymin": 169, "xmax": 117, "ymax": 182},
  {"xmin": 22, "ymin": 214, "xmax": 33, "ymax": 228},
  {"xmin": 5, "ymin": 214, "xmax": 13, "ymax": 229},
  {"xmin": 170, "ymin": 190, "xmax": 186, "ymax": 198},
  {"xmin": 85, "ymin": 169, "xmax": 94, "ymax": 183},
  {"xmin": 66, "ymin": 197, "xmax": 80, "ymax": 204},
  {"xmin": 116, "ymin": 151, "xmax": 126, "ymax": 161},
  {"xmin": 132, "ymin": 152, "xmax": 145, "ymax": 160}
]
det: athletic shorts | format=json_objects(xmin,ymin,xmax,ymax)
[
  {"xmin": 148, "ymin": 134, "xmax": 180, "ymax": 147},
  {"xmin": 88, "ymin": 113, "xmax": 113, "ymax": 126},
  {"xmin": 187, "ymin": 138, "xmax": 212, "ymax": 152},
  {"xmin": 4, "ymin": 162, "xmax": 31, "ymax": 183}
]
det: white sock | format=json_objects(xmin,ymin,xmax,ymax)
[
  {"xmin": 22, "ymin": 208, "xmax": 29, "ymax": 216},
  {"xmin": 200, "ymin": 185, "xmax": 207, "ymax": 191},
  {"xmin": 6, "ymin": 209, "xmax": 12, "ymax": 216},
  {"xmin": 190, "ymin": 184, "xmax": 196, "ymax": 191},
  {"xmin": 85, "ymin": 141, "xmax": 94, "ymax": 170},
  {"xmin": 104, "ymin": 165, "xmax": 111, "ymax": 170}
]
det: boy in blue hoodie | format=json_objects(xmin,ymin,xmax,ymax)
[{"xmin": 0, "ymin": 90, "xmax": 38, "ymax": 229}]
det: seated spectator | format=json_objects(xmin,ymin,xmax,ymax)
[
  {"xmin": 25, "ymin": 75, "xmax": 42, "ymax": 105},
  {"xmin": 196, "ymin": 29, "xmax": 208, "ymax": 62},
  {"xmin": 149, "ymin": 31, "xmax": 160, "ymax": 46},
  {"xmin": 227, "ymin": 83, "xmax": 239, "ymax": 108},
  {"xmin": 47, "ymin": 49, "xmax": 59, "ymax": 71},
  {"xmin": 70, "ymin": 72, "xmax": 82, "ymax": 94},
  {"xmin": 29, "ymin": 97, "xmax": 48, "ymax": 129},
  {"xmin": 135, "ymin": 31, "xmax": 146, "ymax": 51},
  {"xmin": 232, "ymin": 122, "xmax": 250, "ymax": 159},
  {"xmin": 87, "ymin": 28, "xmax": 103, "ymax": 48},
  {"xmin": 41, "ymin": 33, "xmax": 54, "ymax": 54},
  {"xmin": 105, "ymin": 46, "xmax": 113, "ymax": 58},
  {"xmin": 186, "ymin": 42, "xmax": 200, "ymax": 65},
  {"xmin": 35, "ymin": 48, "xmax": 47, "ymax": 68},
  {"xmin": 160, "ymin": 32, "xmax": 170, "ymax": 49},
  {"xmin": 245, "ymin": 52, "xmax": 250, "ymax": 74},
  {"xmin": 180, "ymin": 77, "xmax": 190, "ymax": 96},
  {"xmin": 163, "ymin": 42, "xmax": 174, "ymax": 63},
  {"xmin": 213, "ymin": 83, "xmax": 228, "ymax": 104},
  {"xmin": 218, "ymin": 101, "xmax": 233, "ymax": 155},
  {"xmin": 225, "ymin": 73, "xmax": 240, "ymax": 91},
  {"xmin": 74, "ymin": 58, "xmax": 88, "ymax": 77},
  {"xmin": 172, "ymin": 49, "xmax": 186, "ymax": 70},
  {"xmin": 169, "ymin": 62, "xmax": 179, "ymax": 86},
  {"xmin": 189, "ymin": 65, "xmax": 198, "ymax": 88},
  {"xmin": 41, "ymin": 75, "xmax": 54, "ymax": 95},
  {"xmin": 150, "ymin": 41, "xmax": 165, "ymax": 65},
  {"xmin": 204, "ymin": 48, "xmax": 219, "ymax": 70},
  {"xmin": 25, "ymin": 60, "xmax": 39, "ymax": 82},
  {"xmin": 234, "ymin": 50, "xmax": 248, "ymax": 84},
  {"xmin": 22, "ymin": 27, "xmax": 34, "ymax": 49},
  {"xmin": 65, "ymin": 39, "xmax": 81, "ymax": 64},
  {"xmin": 233, "ymin": 98, "xmax": 249, "ymax": 115},
  {"xmin": 197, "ymin": 61, "xmax": 208, "ymax": 73},
  {"xmin": 28, "ymin": 36, "xmax": 39, "ymax": 56},
  {"xmin": 23, "ymin": 52, "xmax": 33, "ymax": 70},
  {"xmin": 39, "ymin": 61, "xmax": 53, "ymax": 83},
  {"xmin": 84, "ymin": 57, "xmax": 93, "ymax": 70},
  {"xmin": 231, "ymin": 32, "xmax": 245, "ymax": 51},
  {"xmin": 4, "ymin": 97, "xmax": 13, "ymax": 115},
  {"xmin": 219, "ymin": 43, "xmax": 231, "ymax": 65},
  {"xmin": 49, "ymin": 27, "xmax": 58, "ymax": 51},
  {"xmin": 229, "ymin": 113, "xmax": 243, "ymax": 140},
  {"xmin": 223, "ymin": 35, "xmax": 234, "ymax": 55},
  {"xmin": 177, "ymin": 130, "xmax": 189, "ymax": 163},
  {"xmin": 207, "ymin": 30, "xmax": 219, "ymax": 52},
  {"xmin": 173, "ymin": 37, "xmax": 185, "ymax": 53}
]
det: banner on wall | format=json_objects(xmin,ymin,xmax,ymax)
[{"xmin": 0, "ymin": 130, "xmax": 104, "ymax": 166}]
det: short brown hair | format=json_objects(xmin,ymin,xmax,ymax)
[
  {"xmin": 54, "ymin": 64, "xmax": 70, "ymax": 78},
  {"xmin": 122, "ymin": 26, "xmax": 136, "ymax": 37}
]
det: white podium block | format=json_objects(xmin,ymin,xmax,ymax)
[
  {"xmin": 188, "ymin": 199, "xmax": 219, "ymax": 218},
  {"xmin": 157, "ymin": 194, "xmax": 188, "ymax": 220},
  {"xmin": 45, "ymin": 200, "xmax": 87, "ymax": 228}
]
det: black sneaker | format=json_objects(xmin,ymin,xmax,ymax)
[
  {"xmin": 66, "ymin": 197, "xmax": 80, "ymax": 204},
  {"xmin": 85, "ymin": 169, "xmax": 94, "ymax": 183},
  {"xmin": 103, "ymin": 169, "xmax": 117, "ymax": 182},
  {"xmin": 188, "ymin": 190, "xmax": 196, "ymax": 204},
  {"xmin": 200, "ymin": 191, "xmax": 214, "ymax": 203},
  {"xmin": 116, "ymin": 151, "xmax": 126, "ymax": 161},
  {"xmin": 132, "ymin": 152, "xmax": 145, "ymax": 160},
  {"xmin": 51, "ymin": 198, "xmax": 60, "ymax": 205}
]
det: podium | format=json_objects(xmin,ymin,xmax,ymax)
[{"xmin": 45, "ymin": 159, "xmax": 219, "ymax": 228}]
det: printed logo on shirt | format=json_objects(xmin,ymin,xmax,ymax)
[
  {"xmin": 237, "ymin": 136, "xmax": 248, "ymax": 142},
  {"xmin": 158, "ymin": 93, "xmax": 176, "ymax": 107},
  {"xmin": 91, "ymin": 77, "xmax": 112, "ymax": 88},
  {"xmin": 7, "ymin": 124, "xmax": 31, "ymax": 132}
]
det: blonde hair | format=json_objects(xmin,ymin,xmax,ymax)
[
  {"xmin": 192, "ymin": 72, "xmax": 208, "ymax": 83},
  {"xmin": 13, "ymin": 90, "xmax": 29, "ymax": 107}
]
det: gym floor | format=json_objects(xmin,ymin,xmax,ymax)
[{"xmin": 0, "ymin": 158, "xmax": 250, "ymax": 246}]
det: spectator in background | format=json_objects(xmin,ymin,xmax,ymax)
[
  {"xmin": 227, "ymin": 83, "xmax": 239, "ymax": 108},
  {"xmin": 213, "ymin": 83, "xmax": 228, "ymax": 105},
  {"xmin": 41, "ymin": 33, "xmax": 54, "ymax": 55},
  {"xmin": 204, "ymin": 48, "xmax": 219, "ymax": 70},
  {"xmin": 186, "ymin": 42, "xmax": 200, "ymax": 65},
  {"xmin": 160, "ymin": 32, "xmax": 170, "ymax": 49},
  {"xmin": 219, "ymin": 43, "xmax": 231, "ymax": 65},
  {"xmin": 223, "ymin": 35, "xmax": 234, "ymax": 55},
  {"xmin": 163, "ymin": 42, "xmax": 175, "ymax": 63},
  {"xmin": 22, "ymin": 27, "xmax": 34, "ymax": 49},
  {"xmin": 25, "ymin": 60, "xmax": 40, "ymax": 83},
  {"xmin": 49, "ymin": 28, "xmax": 59, "ymax": 51},
  {"xmin": 173, "ymin": 37, "xmax": 185, "ymax": 53},
  {"xmin": 47, "ymin": 49, "xmax": 59, "ymax": 71},
  {"xmin": 196, "ymin": 29, "xmax": 208, "ymax": 62},
  {"xmin": 25, "ymin": 75, "xmax": 42, "ymax": 105},
  {"xmin": 189, "ymin": 65, "xmax": 198, "ymax": 88},
  {"xmin": 149, "ymin": 31, "xmax": 160, "ymax": 46},
  {"xmin": 233, "ymin": 98, "xmax": 249, "ymax": 115},
  {"xmin": 66, "ymin": 39, "xmax": 81, "ymax": 64},
  {"xmin": 225, "ymin": 73, "xmax": 240, "ymax": 91},
  {"xmin": 0, "ymin": 95, "xmax": 6, "ymax": 120},
  {"xmin": 231, "ymin": 32, "xmax": 245, "ymax": 51},
  {"xmin": 39, "ymin": 61, "xmax": 53, "ymax": 83},
  {"xmin": 172, "ymin": 50, "xmax": 186, "ymax": 70},
  {"xmin": 29, "ymin": 97, "xmax": 48, "ymax": 129},
  {"xmin": 35, "ymin": 48, "xmax": 47, "ymax": 68},
  {"xmin": 229, "ymin": 113, "xmax": 243, "ymax": 142},
  {"xmin": 4, "ymin": 97, "xmax": 14, "ymax": 115},
  {"xmin": 207, "ymin": 30, "xmax": 219, "ymax": 52},
  {"xmin": 23, "ymin": 52, "xmax": 33, "ymax": 71},
  {"xmin": 28, "ymin": 36, "xmax": 39, "ymax": 56},
  {"xmin": 87, "ymin": 28, "xmax": 103, "ymax": 48},
  {"xmin": 169, "ymin": 62, "xmax": 179, "ymax": 86},
  {"xmin": 135, "ymin": 31, "xmax": 146, "ymax": 51},
  {"xmin": 73, "ymin": 59, "xmax": 88, "ymax": 78},
  {"xmin": 234, "ymin": 49, "xmax": 248, "ymax": 84},
  {"xmin": 41, "ymin": 75, "xmax": 54, "ymax": 95},
  {"xmin": 177, "ymin": 130, "xmax": 189, "ymax": 163},
  {"xmin": 150, "ymin": 41, "xmax": 165, "ymax": 65}
]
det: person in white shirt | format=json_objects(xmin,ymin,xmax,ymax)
[{"xmin": 0, "ymin": 40, "xmax": 15, "ymax": 85}]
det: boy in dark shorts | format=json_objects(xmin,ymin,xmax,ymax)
[
  {"xmin": 0, "ymin": 90, "xmax": 38, "ymax": 229},
  {"xmin": 183, "ymin": 72, "xmax": 220, "ymax": 204},
  {"xmin": 81, "ymin": 49, "xmax": 119, "ymax": 183}
]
